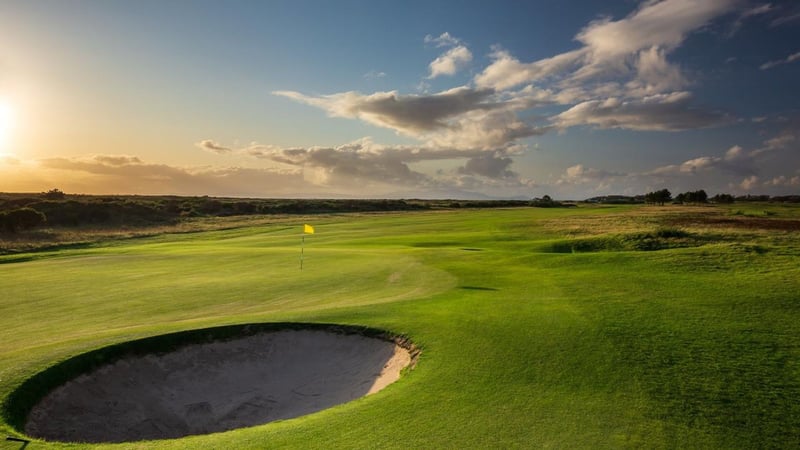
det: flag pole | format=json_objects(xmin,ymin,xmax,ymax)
[
  {"xmin": 300, "ymin": 233, "xmax": 304, "ymax": 270},
  {"xmin": 300, "ymin": 224, "xmax": 314, "ymax": 270}
]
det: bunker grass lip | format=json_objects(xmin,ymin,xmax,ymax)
[{"xmin": 6, "ymin": 323, "xmax": 418, "ymax": 443}]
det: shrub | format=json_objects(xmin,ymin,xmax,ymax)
[
  {"xmin": 41, "ymin": 188, "xmax": 66, "ymax": 200},
  {"xmin": 1, "ymin": 208, "xmax": 47, "ymax": 233}
]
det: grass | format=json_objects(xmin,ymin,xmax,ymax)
[{"xmin": 1, "ymin": 205, "xmax": 799, "ymax": 448}]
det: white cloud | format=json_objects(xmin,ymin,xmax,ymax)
[
  {"xmin": 649, "ymin": 144, "xmax": 756, "ymax": 177},
  {"xmin": 470, "ymin": 0, "xmax": 738, "ymax": 135},
  {"xmin": 760, "ymin": 51, "xmax": 800, "ymax": 70},
  {"xmin": 194, "ymin": 137, "xmax": 539, "ymax": 196},
  {"xmin": 739, "ymin": 175, "xmax": 760, "ymax": 190},
  {"xmin": 557, "ymin": 164, "xmax": 624, "ymax": 185},
  {"xmin": 428, "ymin": 45, "xmax": 472, "ymax": 78},
  {"xmin": 625, "ymin": 46, "xmax": 688, "ymax": 96},
  {"xmin": 474, "ymin": 48, "xmax": 587, "ymax": 91},
  {"xmin": 552, "ymin": 91, "xmax": 730, "ymax": 131},
  {"xmin": 274, "ymin": 87, "xmax": 495, "ymax": 134},
  {"xmin": 424, "ymin": 32, "xmax": 461, "ymax": 48},
  {"xmin": 266, "ymin": 0, "xmax": 762, "ymax": 198},
  {"xmin": 765, "ymin": 175, "xmax": 800, "ymax": 187},
  {"xmin": 475, "ymin": 0, "xmax": 736, "ymax": 92},
  {"xmin": 575, "ymin": 0, "xmax": 736, "ymax": 58},
  {"xmin": 364, "ymin": 70, "xmax": 387, "ymax": 79},
  {"xmin": 751, "ymin": 119, "xmax": 800, "ymax": 155},
  {"xmin": 274, "ymin": 87, "xmax": 549, "ymax": 150}
]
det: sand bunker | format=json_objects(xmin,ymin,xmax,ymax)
[{"xmin": 25, "ymin": 329, "xmax": 411, "ymax": 443}]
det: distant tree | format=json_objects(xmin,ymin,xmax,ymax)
[
  {"xmin": 736, "ymin": 194, "xmax": 770, "ymax": 202},
  {"xmin": 693, "ymin": 189, "xmax": 708, "ymax": 203},
  {"xmin": 645, "ymin": 189, "xmax": 672, "ymax": 205},
  {"xmin": 532, "ymin": 194, "xmax": 565, "ymax": 207},
  {"xmin": 678, "ymin": 189, "xmax": 708, "ymax": 204},
  {"xmin": 711, "ymin": 193, "xmax": 734, "ymax": 203},
  {"xmin": 1, "ymin": 207, "xmax": 46, "ymax": 232},
  {"xmin": 42, "ymin": 188, "xmax": 66, "ymax": 200}
]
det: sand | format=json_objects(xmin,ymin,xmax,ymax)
[{"xmin": 25, "ymin": 329, "xmax": 412, "ymax": 443}]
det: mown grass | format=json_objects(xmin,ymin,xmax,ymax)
[{"xmin": 1, "ymin": 205, "xmax": 799, "ymax": 448}]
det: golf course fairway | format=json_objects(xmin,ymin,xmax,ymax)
[{"xmin": 1, "ymin": 205, "xmax": 799, "ymax": 448}]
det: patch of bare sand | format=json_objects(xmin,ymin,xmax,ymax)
[{"xmin": 25, "ymin": 330, "xmax": 412, "ymax": 443}]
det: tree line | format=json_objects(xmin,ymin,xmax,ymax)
[
  {"xmin": 640, "ymin": 189, "xmax": 792, "ymax": 205},
  {"xmin": 1, "ymin": 188, "xmax": 796, "ymax": 234}
]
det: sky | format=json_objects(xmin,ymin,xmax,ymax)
[{"xmin": 0, "ymin": 0, "xmax": 798, "ymax": 200}]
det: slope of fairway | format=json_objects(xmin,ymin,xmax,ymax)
[{"xmin": 2, "ymin": 206, "xmax": 799, "ymax": 448}]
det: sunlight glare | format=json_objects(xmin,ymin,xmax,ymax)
[{"xmin": 0, "ymin": 101, "xmax": 14, "ymax": 155}]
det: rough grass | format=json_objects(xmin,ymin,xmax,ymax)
[{"xmin": 1, "ymin": 205, "xmax": 799, "ymax": 448}]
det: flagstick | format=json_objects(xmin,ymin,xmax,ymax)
[{"xmin": 300, "ymin": 233, "xmax": 305, "ymax": 270}]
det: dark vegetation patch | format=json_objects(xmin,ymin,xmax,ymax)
[
  {"xmin": 2, "ymin": 322, "xmax": 418, "ymax": 435},
  {"xmin": 411, "ymin": 241, "xmax": 463, "ymax": 248},
  {"xmin": 548, "ymin": 228, "xmax": 697, "ymax": 253},
  {"xmin": 0, "ymin": 194, "xmax": 433, "ymax": 229},
  {"xmin": 460, "ymin": 286, "xmax": 499, "ymax": 291},
  {"xmin": 666, "ymin": 214, "xmax": 800, "ymax": 231}
]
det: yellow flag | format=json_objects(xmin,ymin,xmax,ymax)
[{"xmin": 303, "ymin": 224, "xmax": 315, "ymax": 234}]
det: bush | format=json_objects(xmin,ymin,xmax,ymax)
[
  {"xmin": 654, "ymin": 227, "xmax": 689, "ymax": 238},
  {"xmin": 41, "ymin": 188, "xmax": 66, "ymax": 200},
  {"xmin": 1, "ymin": 208, "xmax": 47, "ymax": 233}
]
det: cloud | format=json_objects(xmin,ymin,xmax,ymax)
[
  {"xmin": 428, "ymin": 45, "xmax": 472, "ymax": 78},
  {"xmin": 265, "ymin": 0, "xmax": 768, "ymax": 198},
  {"xmin": 274, "ymin": 87, "xmax": 495, "ymax": 133},
  {"xmin": 648, "ymin": 145, "xmax": 756, "ymax": 177},
  {"xmin": 457, "ymin": 152, "xmax": 516, "ymax": 178},
  {"xmin": 364, "ymin": 70, "xmax": 387, "ymax": 79},
  {"xmin": 471, "ymin": 0, "xmax": 739, "ymax": 134},
  {"xmin": 424, "ymin": 32, "xmax": 461, "ymax": 48},
  {"xmin": 91, "ymin": 155, "xmax": 143, "ymax": 166},
  {"xmin": 625, "ymin": 46, "xmax": 688, "ymax": 96},
  {"xmin": 196, "ymin": 139, "xmax": 234, "ymax": 154},
  {"xmin": 557, "ymin": 164, "xmax": 624, "ymax": 185},
  {"xmin": 765, "ymin": 175, "xmax": 800, "ymax": 187},
  {"xmin": 763, "ymin": 132, "xmax": 796, "ymax": 151},
  {"xmin": 474, "ymin": 48, "xmax": 587, "ymax": 91},
  {"xmin": 276, "ymin": 1, "xmax": 740, "ymax": 154},
  {"xmin": 25, "ymin": 155, "xmax": 310, "ymax": 197},
  {"xmin": 759, "ymin": 51, "xmax": 800, "ymax": 70},
  {"xmin": 475, "ymin": 0, "xmax": 736, "ymax": 92},
  {"xmin": 739, "ymin": 175, "xmax": 760, "ymax": 190},
  {"xmin": 771, "ymin": 13, "xmax": 800, "ymax": 27},
  {"xmin": 728, "ymin": 3, "xmax": 773, "ymax": 36},
  {"xmin": 274, "ymin": 86, "xmax": 549, "ymax": 149},
  {"xmin": 741, "ymin": 3, "xmax": 773, "ymax": 18},
  {"xmin": 751, "ymin": 117, "xmax": 800, "ymax": 155},
  {"xmin": 193, "ymin": 137, "xmax": 543, "ymax": 198},
  {"xmin": 576, "ymin": 0, "xmax": 735, "ymax": 56},
  {"xmin": 552, "ymin": 91, "xmax": 730, "ymax": 131}
]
